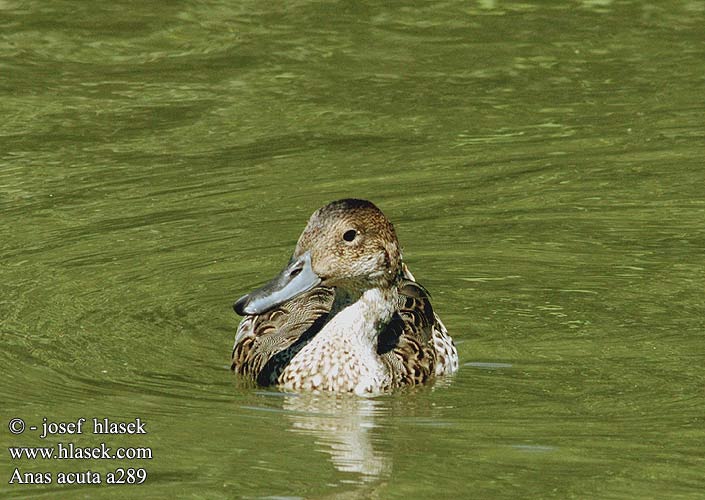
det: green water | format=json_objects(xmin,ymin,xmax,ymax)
[{"xmin": 2, "ymin": 0, "xmax": 704, "ymax": 498}]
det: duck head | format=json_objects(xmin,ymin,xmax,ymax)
[{"xmin": 234, "ymin": 199, "xmax": 402, "ymax": 316}]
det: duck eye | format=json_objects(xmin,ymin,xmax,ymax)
[{"xmin": 342, "ymin": 229, "xmax": 357, "ymax": 242}]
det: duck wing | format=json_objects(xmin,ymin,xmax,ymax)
[
  {"xmin": 378, "ymin": 263, "xmax": 459, "ymax": 385},
  {"xmin": 231, "ymin": 286, "xmax": 334, "ymax": 385},
  {"xmin": 377, "ymin": 275, "xmax": 438, "ymax": 386}
]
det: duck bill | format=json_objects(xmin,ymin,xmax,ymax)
[{"xmin": 233, "ymin": 251, "xmax": 321, "ymax": 316}]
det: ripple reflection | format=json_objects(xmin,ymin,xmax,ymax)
[{"xmin": 283, "ymin": 393, "xmax": 390, "ymax": 484}]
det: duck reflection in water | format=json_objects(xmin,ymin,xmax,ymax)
[{"xmin": 283, "ymin": 392, "xmax": 389, "ymax": 484}]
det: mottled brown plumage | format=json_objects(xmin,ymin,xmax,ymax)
[
  {"xmin": 231, "ymin": 287, "xmax": 333, "ymax": 385},
  {"xmin": 231, "ymin": 199, "xmax": 458, "ymax": 394}
]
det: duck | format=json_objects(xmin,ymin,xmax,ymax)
[{"xmin": 231, "ymin": 199, "xmax": 458, "ymax": 394}]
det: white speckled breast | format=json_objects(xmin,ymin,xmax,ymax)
[{"xmin": 279, "ymin": 288, "xmax": 395, "ymax": 394}]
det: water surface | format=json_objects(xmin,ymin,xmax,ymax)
[{"xmin": 2, "ymin": 1, "xmax": 704, "ymax": 498}]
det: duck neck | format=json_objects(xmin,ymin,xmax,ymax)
[
  {"xmin": 326, "ymin": 286, "xmax": 398, "ymax": 343},
  {"xmin": 331, "ymin": 288, "xmax": 363, "ymax": 314}
]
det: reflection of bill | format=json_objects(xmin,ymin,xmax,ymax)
[{"xmin": 283, "ymin": 393, "xmax": 390, "ymax": 482}]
